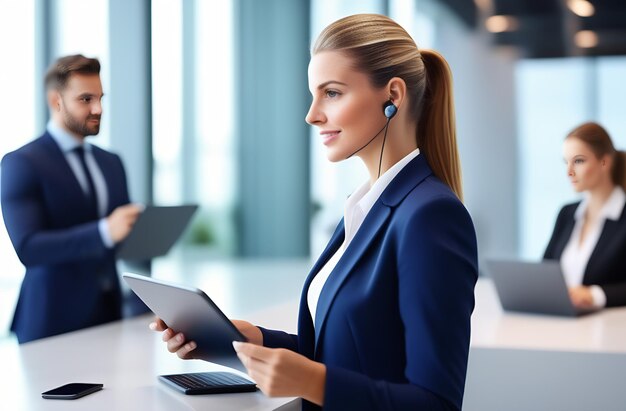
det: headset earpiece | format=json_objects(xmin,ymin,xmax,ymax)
[{"xmin": 383, "ymin": 100, "xmax": 397, "ymax": 119}]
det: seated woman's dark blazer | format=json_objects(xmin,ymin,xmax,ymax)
[{"xmin": 544, "ymin": 201, "xmax": 626, "ymax": 307}]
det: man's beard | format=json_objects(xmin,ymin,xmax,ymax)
[{"xmin": 63, "ymin": 111, "xmax": 101, "ymax": 137}]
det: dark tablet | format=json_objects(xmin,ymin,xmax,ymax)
[
  {"xmin": 117, "ymin": 205, "xmax": 199, "ymax": 260},
  {"xmin": 122, "ymin": 273, "xmax": 246, "ymax": 367}
]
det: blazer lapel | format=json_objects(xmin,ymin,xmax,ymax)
[
  {"xmin": 297, "ymin": 220, "xmax": 345, "ymax": 359},
  {"xmin": 585, "ymin": 217, "xmax": 620, "ymax": 283},
  {"xmin": 313, "ymin": 203, "xmax": 391, "ymax": 348},
  {"xmin": 312, "ymin": 155, "xmax": 433, "ymax": 350},
  {"xmin": 306, "ymin": 219, "xmax": 346, "ymax": 287},
  {"xmin": 553, "ymin": 213, "xmax": 576, "ymax": 259}
]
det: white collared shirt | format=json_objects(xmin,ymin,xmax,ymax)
[
  {"xmin": 307, "ymin": 148, "xmax": 420, "ymax": 324},
  {"xmin": 560, "ymin": 186, "xmax": 626, "ymax": 308},
  {"xmin": 47, "ymin": 120, "xmax": 114, "ymax": 248}
]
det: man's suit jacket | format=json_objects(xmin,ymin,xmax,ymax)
[
  {"xmin": 1, "ymin": 132, "xmax": 130, "ymax": 343},
  {"xmin": 259, "ymin": 155, "xmax": 478, "ymax": 411},
  {"xmin": 544, "ymin": 201, "xmax": 626, "ymax": 307}
]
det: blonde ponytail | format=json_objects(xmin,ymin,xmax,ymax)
[{"xmin": 419, "ymin": 50, "xmax": 463, "ymax": 200}]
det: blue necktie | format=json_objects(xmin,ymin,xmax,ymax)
[{"xmin": 74, "ymin": 146, "xmax": 99, "ymax": 217}]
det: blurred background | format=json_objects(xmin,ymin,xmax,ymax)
[{"xmin": 0, "ymin": 0, "xmax": 625, "ymax": 340}]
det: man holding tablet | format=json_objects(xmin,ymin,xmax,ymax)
[{"xmin": 1, "ymin": 55, "xmax": 141, "ymax": 343}]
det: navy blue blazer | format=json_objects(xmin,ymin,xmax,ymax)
[
  {"xmin": 1, "ymin": 132, "xmax": 130, "ymax": 343},
  {"xmin": 544, "ymin": 201, "xmax": 626, "ymax": 307},
  {"xmin": 260, "ymin": 155, "xmax": 478, "ymax": 411}
]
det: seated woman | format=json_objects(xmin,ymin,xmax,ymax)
[{"xmin": 544, "ymin": 122, "xmax": 626, "ymax": 309}]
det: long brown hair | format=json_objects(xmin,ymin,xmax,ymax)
[
  {"xmin": 566, "ymin": 122, "xmax": 626, "ymax": 191},
  {"xmin": 313, "ymin": 14, "xmax": 463, "ymax": 200}
]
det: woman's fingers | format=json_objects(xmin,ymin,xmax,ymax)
[
  {"xmin": 166, "ymin": 332, "xmax": 186, "ymax": 352},
  {"xmin": 149, "ymin": 317, "xmax": 168, "ymax": 331},
  {"xmin": 176, "ymin": 341, "xmax": 197, "ymax": 359}
]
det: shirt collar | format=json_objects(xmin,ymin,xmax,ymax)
[
  {"xmin": 574, "ymin": 186, "xmax": 626, "ymax": 221},
  {"xmin": 348, "ymin": 148, "xmax": 421, "ymax": 215},
  {"xmin": 47, "ymin": 119, "xmax": 91, "ymax": 153}
]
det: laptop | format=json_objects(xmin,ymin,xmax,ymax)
[{"xmin": 485, "ymin": 259, "xmax": 596, "ymax": 317}]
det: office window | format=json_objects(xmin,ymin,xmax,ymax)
[
  {"xmin": 390, "ymin": 0, "xmax": 435, "ymax": 49},
  {"xmin": 598, "ymin": 57, "xmax": 626, "ymax": 148},
  {"xmin": 152, "ymin": 0, "xmax": 183, "ymax": 205},
  {"xmin": 195, "ymin": 0, "xmax": 237, "ymax": 253},
  {"xmin": 517, "ymin": 58, "xmax": 598, "ymax": 259},
  {"xmin": 152, "ymin": 0, "xmax": 236, "ymax": 254},
  {"xmin": 0, "ymin": 0, "xmax": 36, "ymax": 338},
  {"xmin": 54, "ymin": 0, "xmax": 111, "ymax": 148}
]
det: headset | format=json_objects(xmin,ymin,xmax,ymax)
[
  {"xmin": 383, "ymin": 100, "xmax": 398, "ymax": 119},
  {"xmin": 346, "ymin": 99, "xmax": 398, "ymax": 178}
]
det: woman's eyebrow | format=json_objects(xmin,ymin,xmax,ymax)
[{"xmin": 316, "ymin": 80, "xmax": 348, "ymax": 90}]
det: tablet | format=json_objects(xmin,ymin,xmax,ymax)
[
  {"xmin": 122, "ymin": 273, "xmax": 246, "ymax": 366},
  {"xmin": 117, "ymin": 205, "xmax": 199, "ymax": 260}
]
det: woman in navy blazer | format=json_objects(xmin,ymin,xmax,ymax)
[
  {"xmin": 153, "ymin": 14, "xmax": 477, "ymax": 410},
  {"xmin": 544, "ymin": 122, "xmax": 626, "ymax": 309}
]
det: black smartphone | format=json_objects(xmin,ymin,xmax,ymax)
[{"xmin": 41, "ymin": 383, "xmax": 103, "ymax": 400}]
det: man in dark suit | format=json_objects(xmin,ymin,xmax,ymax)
[{"xmin": 1, "ymin": 54, "xmax": 142, "ymax": 343}]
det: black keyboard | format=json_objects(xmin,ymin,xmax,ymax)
[{"xmin": 158, "ymin": 372, "xmax": 257, "ymax": 395}]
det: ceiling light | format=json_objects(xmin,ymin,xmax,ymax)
[
  {"xmin": 567, "ymin": 0, "xmax": 595, "ymax": 17},
  {"xmin": 485, "ymin": 15, "xmax": 519, "ymax": 33},
  {"xmin": 474, "ymin": 0, "xmax": 493, "ymax": 12},
  {"xmin": 574, "ymin": 30, "xmax": 598, "ymax": 48}
]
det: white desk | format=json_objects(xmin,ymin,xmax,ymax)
[
  {"xmin": 2, "ymin": 314, "xmax": 300, "ymax": 411},
  {"xmin": 471, "ymin": 279, "xmax": 626, "ymax": 353},
  {"xmin": 465, "ymin": 279, "xmax": 626, "ymax": 411},
  {"xmin": 1, "ymin": 258, "xmax": 309, "ymax": 411},
  {"xmin": 3, "ymin": 257, "xmax": 626, "ymax": 411}
]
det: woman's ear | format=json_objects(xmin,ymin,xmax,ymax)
[
  {"xmin": 602, "ymin": 154, "xmax": 613, "ymax": 170},
  {"xmin": 386, "ymin": 77, "xmax": 407, "ymax": 108}
]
